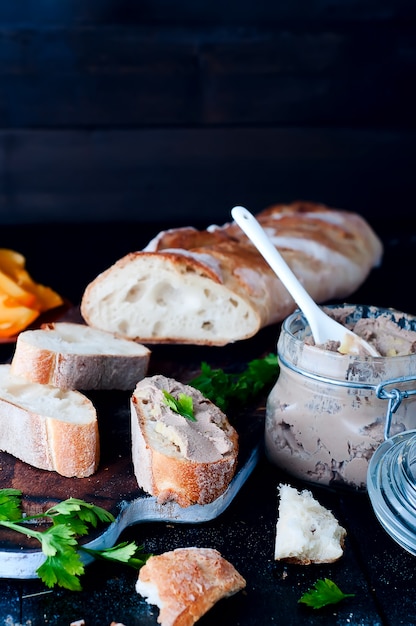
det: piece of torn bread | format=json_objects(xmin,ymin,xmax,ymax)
[
  {"xmin": 131, "ymin": 374, "xmax": 239, "ymax": 507},
  {"xmin": 0, "ymin": 363, "xmax": 99, "ymax": 478},
  {"xmin": 274, "ymin": 484, "xmax": 347, "ymax": 564},
  {"xmin": 136, "ymin": 547, "xmax": 246, "ymax": 626},
  {"xmin": 80, "ymin": 201, "xmax": 383, "ymax": 346},
  {"xmin": 11, "ymin": 322, "xmax": 151, "ymax": 390}
]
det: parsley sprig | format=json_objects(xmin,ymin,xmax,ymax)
[
  {"xmin": 0, "ymin": 489, "xmax": 151, "ymax": 591},
  {"xmin": 299, "ymin": 578, "xmax": 355, "ymax": 609},
  {"xmin": 190, "ymin": 353, "xmax": 279, "ymax": 411},
  {"xmin": 163, "ymin": 390, "xmax": 196, "ymax": 421}
]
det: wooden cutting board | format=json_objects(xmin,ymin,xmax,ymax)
[{"xmin": 0, "ymin": 329, "xmax": 277, "ymax": 579}]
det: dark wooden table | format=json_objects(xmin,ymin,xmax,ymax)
[{"xmin": 1, "ymin": 219, "xmax": 416, "ymax": 626}]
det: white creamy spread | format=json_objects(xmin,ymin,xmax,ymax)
[
  {"xmin": 312, "ymin": 306, "xmax": 416, "ymax": 356},
  {"xmin": 154, "ymin": 409, "xmax": 232, "ymax": 462},
  {"xmin": 136, "ymin": 375, "xmax": 234, "ymax": 463},
  {"xmin": 265, "ymin": 305, "xmax": 416, "ymax": 490}
]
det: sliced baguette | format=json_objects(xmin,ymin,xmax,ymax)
[
  {"xmin": 80, "ymin": 201, "xmax": 383, "ymax": 346},
  {"xmin": 131, "ymin": 374, "xmax": 239, "ymax": 507},
  {"xmin": 0, "ymin": 363, "xmax": 99, "ymax": 478},
  {"xmin": 274, "ymin": 484, "xmax": 346, "ymax": 564},
  {"xmin": 136, "ymin": 547, "xmax": 246, "ymax": 626},
  {"xmin": 11, "ymin": 322, "xmax": 151, "ymax": 390}
]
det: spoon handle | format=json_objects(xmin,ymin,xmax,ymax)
[{"xmin": 231, "ymin": 206, "xmax": 324, "ymax": 339}]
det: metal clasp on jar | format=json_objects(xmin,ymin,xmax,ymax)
[{"xmin": 376, "ymin": 375, "xmax": 416, "ymax": 440}]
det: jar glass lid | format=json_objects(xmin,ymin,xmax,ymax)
[{"xmin": 367, "ymin": 429, "xmax": 416, "ymax": 555}]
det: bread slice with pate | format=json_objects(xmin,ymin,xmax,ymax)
[
  {"xmin": 131, "ymin": 374, "xmax": 239, "ymax": 507},
  {"xmin": 136, "ymin": 547, "xmax": 246, "ymax": 626},
  {"xmin": 11, "ymin": 321, "xmax": 151, "ymax": 390}
]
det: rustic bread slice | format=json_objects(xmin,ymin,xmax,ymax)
[
  {"xmin": 11, "ymin": 322, "xmax": 151, "ymax": 390},
  {"xmin": 81, "ymin": 248, "xmax": 263, "ymax": 346},
  {"xmin": 274, "ymin": 484, "xmax": 347, "ymax": 564},
  {"xmin": 131, "ymin": 374, "xmax": 239, "ymax": 507},
  {"xmin": 80, "ymin": 201, "xmax": 383, "ymax": 346},
  {"xmin": 0, "ymin": 363, "xmax": 99, "ymax": 478},
  {"xmin": 136, "ymin": 547, "xmax": 246, "ymax": 626}
]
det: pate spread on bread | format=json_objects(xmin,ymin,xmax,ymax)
[
  {"xmin": 11, "ymin": 322, "xmax": 151, "ymax": 390},
  {"xmin": 0, "ymin": 363, "xmax": 99, "ymax": 478},
  {"xmin": 274, "ymin": 484, "xmax": 347, "ymax": 564},
  {"xmin": 131, "ymin": 375, "xmax": 239, "ymax": 507},
  {"xmin": 80, "ymin": 201, "xmax": 383, "ymax": 346},
  {"xmin": 136, "ymin": 547, "xmax": 246, "ymax": 626}
]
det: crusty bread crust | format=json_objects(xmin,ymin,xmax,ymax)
[
  {"xmin": 81, "ymin": 250, "xmax": 263, "ymax": 346},
  {"xmin": 131, "ymin": 375, "xmax": 239, "ymax": 507},
  {"xmin": 80, "ymin": 201, "xmax": 383, "ymax": 346},
  {"xmin": 11, "ymin": 322, "xmax": 151, "ymax": 390},
  {"xmin": 0, "ymin": 364, "xmax": 99, "ymax": 478},
  {"xmin": 136, "ymin": 547, "xmax": 246, "ymax": 626}
]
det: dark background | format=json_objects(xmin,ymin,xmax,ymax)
[
  {"xmin": 2, "ymin": 5, "xmax": 416, "ymax": 624},
  {"xmin": 0, "ymin": 0, "xmax": 415, "ymax": 229}
]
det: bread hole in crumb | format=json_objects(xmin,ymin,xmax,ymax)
[
  {"xmin": 152, "ymin": 282, "xmax": 176, "ymax": 306},
  {"xmin": 125, "ymin": 285, "xmax": 143, "ymax": 303},
  {"xmin": 230, "ymin": 298, "xmax": 239, "ymax": 308},
  {"xmin": 152, "ymin": 321, "xmax": 163, "ymax": 336},
  {"xmin": 201, "ymin": 321, "xmax": 213, "ymax": 331},
  {"xmin": 118, "ymin": 321, "xmax": 129, "ymax": 334}
]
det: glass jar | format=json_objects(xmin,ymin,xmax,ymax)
[{"xmin": 265, "ymin": 304, "xmax": 416, "ymax": 491}]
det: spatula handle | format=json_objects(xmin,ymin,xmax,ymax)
[{"xmin": 231, "ymin": 206, "xmax": 321, "ymax": 332}]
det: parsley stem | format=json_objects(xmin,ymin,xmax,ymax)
[{"xmin": 0, "ymin": 519, "xmax": 42, "ymax": 541}]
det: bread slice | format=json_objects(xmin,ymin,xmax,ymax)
[
  {"xmin": 80, "ymin": 201, "xmax": 383, "ymax": 346},
  {"xmin": 131, "ymin": 374, "xmax": 239, "ymax": 507},
  {"xmin": 136, "ymin": 547, "xmax": 246, "ymax": 626},
  {"xmin": 0, "ymin": 363, "xmax": 99, "ymax": 478},
  {"xmin": 274, "ymin": 484, "xmax": 346, "ymax": 564},
  {"xmin": 11, "ymin": 322, "xmax": 151, "ymax": 390}
]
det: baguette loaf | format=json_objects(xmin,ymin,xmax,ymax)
[
  {"xmin": 131, "ymin": 375, "xmax": 239, "ymax": 507},
  {"xmin": 11, "ymin": 322, "xmax": 151, "ymax": 390},
  {"xmin": 136, "ymin": 547, "xmax": 246, "ymax": 626},
  {"xmin": 274, "ymin": 484, "xmax": 346, "ymax": 564},
  {"xmin": 0, "ymin": 363, "xmax": 99, "ymax": 478},
  {"xmin": 80, "ymin": 201, "xmax": 383, "ymax": 346}
]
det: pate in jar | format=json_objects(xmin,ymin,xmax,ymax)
[{"xmin": 265, "ymin": 304, "xmax": 416, "ymax": 491}]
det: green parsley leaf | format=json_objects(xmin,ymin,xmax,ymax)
[
  {"xmin": 0, "ymin": 489, "xmax": 22, "ymax": 522},
  {"xmin": 0, "ymin": 489, "xmax": 150, "ymax": 591},
  {"xmin": 163, "ymin": 390, "xmax": 196, "ymax": 421},
  {"xmin": 46, "ymin": 497, "xmax": 115, "ymax": 534},
  {"xmin": 81, "ymin": 541, "xmax": 151, "ymax": 570},
  {"xmin": 190, "ymin": 353, "xmax": 279, "ymax": 411},
  {"xmin": 299, "ymin": 578, "xmax": 355, "ymax": 609},
  {"xmin": 38, "ymin": 524, "xmax": 78, "ymax": 557},
  {"xmin": 37, "ymin": 551, "xmax": 85, "ymax": 591}
]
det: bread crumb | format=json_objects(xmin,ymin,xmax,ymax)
[{"xmin": 274, "ymin": 483, "xmax": 346, "ymax": 564}]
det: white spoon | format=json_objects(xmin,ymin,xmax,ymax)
[{"xmin": 231, "ymin": 206, "xmax": 379, "ymax": 357}]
